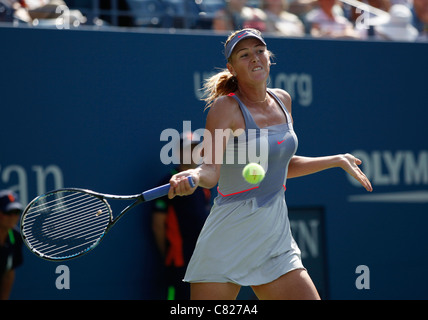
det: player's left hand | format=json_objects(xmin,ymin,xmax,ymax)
[{"xmin": 340, "ymin": 153, "xmax": 373, "ymax": 192}]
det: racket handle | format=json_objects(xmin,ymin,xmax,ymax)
[
  {"xmin": 142, "ymin": 176, "xmax": 195, "ymax": 201},
  {"xmin": 188, "ymin": 176, "xmax": 196, "ymax": 188}
]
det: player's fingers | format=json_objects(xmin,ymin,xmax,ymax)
[
  {"xmin": 168, "ymin": 171, "xmax": 198, "ymax": 198},
  {"xmin": 356, "ymin": 170, "xmax": 373, "ymax": 192},
  {"xmin": 364, "ymin": 177, "xmax": 373, "ymax": 192},
  {"xmin": 181, "ymin": 176, "xmax": 194, "ymax": 193},
  {"xmin": 168, "ymin": 177, "xmax": 179, "ymax": 199},
  {"xmin": 172, "ymin": 176, "xmax": 185, "ymax": 196},
  {"xmin": 167, "ymin": 185, "xmax": 175, "ymax": 199},
  {"xmin": 177, "ymin": 175, "xmax": 197, "ymax": 196}
]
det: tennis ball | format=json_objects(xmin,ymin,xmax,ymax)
[{"xmin": 242, "ymin": 163, "xmax": 265, "ymax": 184}]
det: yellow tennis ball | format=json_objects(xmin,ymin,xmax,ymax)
[{"xmin": 242, "ymin": 163, "xmax": 265, "ymax": 184}]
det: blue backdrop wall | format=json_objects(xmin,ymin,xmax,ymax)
[{"xmin": 1, "ymin": 26, "xmax": 427, "ymax": 299}]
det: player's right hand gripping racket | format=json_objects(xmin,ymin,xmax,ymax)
[{"xmin": 20, "ymin": 177, "xmax": 194, "ymax": 261}]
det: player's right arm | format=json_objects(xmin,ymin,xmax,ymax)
[{"xmin": 168, "ymin": 95, "xmax": 241, "ymax": 197}]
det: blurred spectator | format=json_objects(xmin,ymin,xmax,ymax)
[
  {"xmin": 390, "ymin": 0, "xmax": 412, "ymax": 6},
  {"xmin": 212, "ymin": 0, "xmax": 267, "ymax": 31},
  {"xmin": 375, "ymin": 4, "xmax": 418, "ymax": 40},
  {"xmin": 0, "ymin": 190, "xmax": 23, "ymax": 300},
  {"xmin": 412, "ymin": 0, "xmax": 428, "ymax": 39},
  {"xmin": 152, "ymin": 132, "xmax": 210, "ymax": 300},
  {"xmin": 24, "ymin": 0, "xmax": 66, "ymax": 19},
  {"xmin": 349, "ymin": 0, "xmax": 390, "ymax": 39},
  {"xmin": 305, "ymin": 0, "xmax": 362, "ymax": 38},
  {"xmin": 0, "ymin": 0, "xmax": 85, "ymax": 26},
  {"xmin": 349, "ymin": 0, "xmax": 390, "ymax": 23},
  {"xmin": 0, "ymin": 0, "xmax": 31, "ymax": 22},
  {"xmin": 29, "ymin": 0, "xmax": 86, "ymax": 26},
  {"xmin": 262, "ymin": 0, "xmax": 305, "ymax": 36},
  {"xmin": 288, "ymin": 0, "xmax": 317, "ymax": 20}
]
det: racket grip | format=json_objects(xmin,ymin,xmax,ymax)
[{"xmin": 142, "ymin": 176, "xmax": 195, "ymax": 201}]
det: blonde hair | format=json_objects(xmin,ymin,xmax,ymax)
[
  {"xmin": 202, "ymin": 28, "xmax": 271, "ymax": 109},
  {"xmin": 202, "ymin": 68, "xmax": 238, "ymax": 110}
]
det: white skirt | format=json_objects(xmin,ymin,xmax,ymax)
[{"xmin": 183, "ymin": 192, "xmax": 304, "ymax": 286}]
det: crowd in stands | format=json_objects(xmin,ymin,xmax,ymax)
[{"xmin": 0, "ymin": 0, "xmax": 427, "ymax": 41}]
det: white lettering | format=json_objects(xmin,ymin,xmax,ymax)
[
  {"xmin": 170, "ymin": 304, "xmax": 204, "ymax": 317},
  {"xmin": 355, "ymin": 7, "xmax": 372, "ymax": 29},
  {"xmin": 355, "ymin": 265, "xmax": 370, "ymax": 290},
  {"xmin": 55, "ymin": 265, "xmax": 70, "ymax": 290},
  {"xmin": 182, "ymin": 121, "xmax": 193, "ymax": 165},
  {"xmin": 247, "ymin": 129, "xmax": 269, "ymax": 169},
  {"xmin": 193, "ymin": 71, "xmax": 313, "ymax": 107},
  {"xmin": 55, "ymin": 5, "xmax": 70, "ymax": 29},
  {"xmin": 159, "ymin": 122, "xmax": 269, "ymax": 170},
  {"xmin": 348, "ymin": 150, "xmax": 428, "ymax": 187},
  {"xmin": 372, "ymin": 151, "xmax": 390, "ymax": 185},
  {"xmin": 0, "ymin": 164, "xmax": 64, "ymax": 205},
  {"xmin": 404, "ymin": 151, "xmax": 428, "ymax": 185},
  {"xmin": 32, "ymin": 165, "xmax": 64, "ymax": 195},
  {"xmin": 274, "ymin": 72, "xmax": 313, "ymax": 107},
  {"xmin": 159, "ymin": 128, "xmax": 180, "ymax": 165},
  {"xmin": 0, "ymin": 164, "xmax": 28, "ymax": 205},
  {"xmin": 383, "ymin": 151, "xmax": 404, "ymax": 185}
]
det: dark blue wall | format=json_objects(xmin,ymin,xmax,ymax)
[{"xmin": 1, "ymin": 26, "xmax": 427, "ymax": 299}]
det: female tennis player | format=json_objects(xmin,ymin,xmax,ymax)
[{"xmin": 168, "ymin": 28, "xmax": 373, "ymax": 300}]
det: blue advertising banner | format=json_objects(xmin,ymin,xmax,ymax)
[{"xmin": 0, "ymin": 26, "xmax": 427, "ymax": 299}]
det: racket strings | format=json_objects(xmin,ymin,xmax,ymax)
[
  {"xmin": 22, "ymin": 191, "xmax": 111, "ymax": 259},
  {"xmin": 24, "ymin": 192, "xmax": 104, "ymax": 233},
  {"xmin": 24, "ymin": 192, "xmax": 87, "ymax": 217},
  {"xmin": 35, "ymin": 197, "xmax": 105, "ymax": 235}
]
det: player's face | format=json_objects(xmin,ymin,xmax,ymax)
[{"xmin": 228, "ymin": 38, "xmax": 270, "ymax": 84}]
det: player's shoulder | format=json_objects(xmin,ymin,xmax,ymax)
[
  {"xmin": 270, "ymin": 88, "xmax": 291, "ymax": 103},
  {"xmin": 206, "ymin": 94, "xmax": 240, "ymax": 121},
  {"xmin": 211, "ymin": 94, "xmax": 239, "ymax": 111},
  {"xmin": 270, "ymin": 88, "xmax": 292, "ymax": 113}
]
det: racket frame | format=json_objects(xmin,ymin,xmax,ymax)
[{"xmin": 20, "ymin": 177, "xmax": 194, "ymax": 261}]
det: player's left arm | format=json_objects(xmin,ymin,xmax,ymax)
[{"xmin": 287, "ymin": 154, "xmax": 373, "ymax": 192}]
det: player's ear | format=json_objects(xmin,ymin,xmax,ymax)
[{"xmin": 227, "ymin": 63, "xmax": 236, "ymax": 77}]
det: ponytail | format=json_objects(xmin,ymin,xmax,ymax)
[{"xmin": 202, "ymin": 69, "xmax": 238, "ymax": 109}]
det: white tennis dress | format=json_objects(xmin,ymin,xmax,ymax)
[{"xmin": 184, "ymin": 89, "xmax": 304, "ymax": 286}]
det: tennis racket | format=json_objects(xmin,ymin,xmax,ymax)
[{"xmin": 20, "ymin": 176, "xmax": 194, "ymax": 261}]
